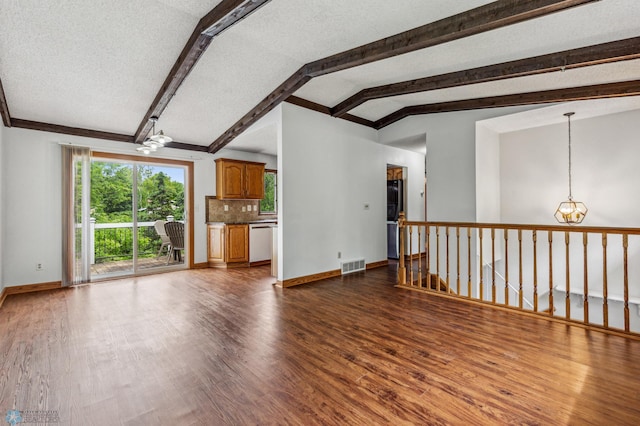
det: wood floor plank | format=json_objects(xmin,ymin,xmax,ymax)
[{"xmin": 1, "ymin": 265, "xmax": 640, "ymax": 425}]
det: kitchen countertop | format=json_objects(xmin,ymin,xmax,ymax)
[{"xmin": 207, "ymin": 219, "xmax": 277, "ymax": 225}]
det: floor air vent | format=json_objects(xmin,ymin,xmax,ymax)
[{"xmin": 341, "ymin": 258, "xmax": 366, "ymax": 275}]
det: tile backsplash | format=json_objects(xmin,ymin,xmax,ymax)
[{"xmin": 206, "ymin": 196, "xmax": 276, "ymax": 223}]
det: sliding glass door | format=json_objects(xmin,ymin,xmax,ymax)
[
  {"xmin": 136, "ymin": 164, "xmax": 186, "ymax": 271},
  {"xmin": 89, "ymin": 157, "xmax": 188, "ymax": 279}
]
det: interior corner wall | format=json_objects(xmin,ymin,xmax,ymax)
[
  {"xmin": 475, "ymin": 123, "xmax": 501, "ymax": 223},
  {"xmin": 280, "ymin": 103, "xmax": 424, "ymax": 281},
  {"xmin": 1, "ymin": 126, "xmax": 216, "ymax": 287},
  {"xmin": 0, "ymin": 123, "xmax": 4, "ymax": 293},
  {"xmin": 378, "ymin": 106, "xmax": 539, "ymax": 222},
  {"xmin": 500, "ymin": 108, "xmax": 640, "ymax": 227}
]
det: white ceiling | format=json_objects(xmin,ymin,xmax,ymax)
[
  {"xmin": 479, "ymin": 97, "xmax": 640, "ymax": 134},
  {"xmin": 349, "ymin": 59, "xmax": 640, "ymax": 120},
  {"xmin": 296, "ymin": 0, "xmax": 640, "ymax": 108},
  {"xmin": 0, "ymin": 0, "xmax": 221, "ymax": 134},
  {"xmin": 1, "ymin": 0, "xmax": 639, "ymax": 152}
]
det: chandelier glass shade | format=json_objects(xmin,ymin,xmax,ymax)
[
  {"xmin": 137, "ymin": 116, "xmax": 171, "ymax": 155},
  {"xmin": 555, "ymin": 199, "xmax": 588, "ymax": 224},
  {"xmin": 554, "ymin": 112, "xmax": 587, "ymax": 225}
]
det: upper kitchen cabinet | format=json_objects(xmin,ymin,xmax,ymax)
[
  {"xmin": 215, "ymin": 158, "xmax": 265, "ymax": 199},
  {"xmin": 244, "ymin": 162, "xmax": 265, "ymax": 199}
]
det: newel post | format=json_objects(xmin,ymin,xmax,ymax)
[{"xmin": 398, "ymin": 212, "xmax": 406, "ymax": 285}]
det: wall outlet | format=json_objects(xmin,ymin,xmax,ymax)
[
  {"xmin": 36, "ymin": 263, "xmax": 43, "ymax": 271},
  {"xmin": 242, "ymin": 206, "xmax": 246, "ymax": 212},
  {"xmin": 247, "ymin": 205, "xmax": 252, "ymax": 212},
  {"xmin": 224, "ymin": 205, "xmax": 229, "ymax": 212},
  {"xmin": 338, "ymin": 252, "xmax": 341, "ymax": 259}
]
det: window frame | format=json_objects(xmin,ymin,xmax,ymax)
[{"xmin": 259, "ymin": 169, "xmax": 277, "ymax": 215}]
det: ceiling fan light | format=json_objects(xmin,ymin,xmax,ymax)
[
  {"xmin": 143, "ymin": 139, "xmax": 161, "ymax": 149},
  {"xmin": 135, "ymin": 116, "xmax": 172, "ymax": 155},
  {"xmin": 150, "ymin": 130, "xmax": 172, "ymax": 144}
]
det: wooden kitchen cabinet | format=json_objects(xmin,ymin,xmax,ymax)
[
  {"xmin": 387, "ymin": 167, "xmax": 403, "ymax": 180},
  {"xmin": 244, "ymin": 162, "xmax": 265, "ymax": 199},
  {"xmin": 226, "ymin": 224, "xmax": 249, "ymax": 264},
  {"xmin": 215, "ymin": 158, "xmax": 265, "ymax": 199},
  {"xmin": 207, "ymin": 224, "xmax": 225, "ymax": 266},
  {"xmin": 207, "ymin": 223, "xmax": 249, "ymax": 267}
]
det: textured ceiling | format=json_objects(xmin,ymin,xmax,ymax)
[
  {"xmin": 0, "ymin": 0, "xmax": 639, "ymax": 151},
  {"xmin": 0, "ymin": 0, "xmax": 221, "ymax": 134},
  {"xmin": 349, "ymin": 59, "xmax": 640, "ymax": 120},
  {"xmin": 295, "ymin": 0, "xmax": 640, "ymax": 107},
  {"xmin": 479, "ymin": 97, "xmax": 640, "ymax": 134},
  {"xmin": 160, "ymin": 0, "xmax": 492, "ymax": 144}
]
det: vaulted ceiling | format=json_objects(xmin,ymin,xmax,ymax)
[{"xmin": 1, "ymin": 0, "xmax": 639, "ymax": 154}]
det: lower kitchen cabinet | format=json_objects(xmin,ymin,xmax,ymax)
[
  {"xmin": 207, "ymin": 223, "xmax": 249, "ymax": 267},
  {"xmin": 207, "ymin": 224, "xmax": 225, "ymax": 265},
  {"xmin": 225, "ymin": 224, "xmax": 249, "ymax": 264}
]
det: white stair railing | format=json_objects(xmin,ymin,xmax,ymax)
[{"xmin": 485, "ymin": 263, "xmax": 534, "ymax": 309}]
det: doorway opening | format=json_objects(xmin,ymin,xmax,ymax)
[{"xmin": 387, "ymin": 164, "xmax": 406, "ymax": 260}]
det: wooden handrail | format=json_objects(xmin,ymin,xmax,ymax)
[
  {"xmin": 403, "ymin": 220, "xmax": 640, "ymax": 235},
  {"xmin": 397, "ymin": 216, "xmax": 640, "ymax": 339}
]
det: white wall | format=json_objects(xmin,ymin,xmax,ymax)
[
  {"xmin": 279, "ymin": 103, "xmax": 425, "ymax": 281},
  {"xmin": 0, "ymin": 123, "xmax": 4, "ymax": 293},
  {"xmin": 500, "ymin": 109, "xmax": 640, "ymax": 227},
  {"xmin": 0, "ymin": 127, "xmax": 218, "ymax": 287},
  {"xmin": 475, "ymin": 124, "xmax": 501, "ymax": 224},
  {"xmin": 379, "ymin": 107, "xmax": 538, "ymax": 222},
  {"xmin": 3, "ymin": 127, "xmax": 63, "ymax": 286}
]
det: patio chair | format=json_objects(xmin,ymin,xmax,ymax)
[
  {"xmin": 164, "ymin": 221, "xmax": 185, "ymax": 265},
  {"xmin": 154, "ymin": 220, "xmax": 171, "ymax": 259}
]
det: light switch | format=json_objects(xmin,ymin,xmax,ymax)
[
  {"xmin": 247, "ymin": 205, "xmax": 252, "ymax": 212},
  {"xmin": 224, "ymin": 205, "xmax": 229, "ymax": 211},
  {"xmin": 242, "ymin": 206, "xmax": 246, "ymax": 212}
]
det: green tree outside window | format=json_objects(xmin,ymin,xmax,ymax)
[{"xmin": 260, "ymin": 170, "xmax": 276, "ymax": 214}]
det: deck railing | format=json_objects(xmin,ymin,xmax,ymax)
[
  {"xmin": 397, "ymin": 212, "xmax": 640, "ymax": 337},
  {"xmin": 89, "ymin": 220, "xmax": 162, "ymax": 264}
]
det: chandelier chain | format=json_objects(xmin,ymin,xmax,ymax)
[{"xmin": 566, "ymin": 112, "xmax": 573, "ymax": 200}]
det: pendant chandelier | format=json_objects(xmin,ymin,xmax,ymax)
[
  {"xmin": 136, "ymin": 116, "xmax": 173, "ymax": 155},
  {"xmin": 554, "ymin": 112, "xmax": 587, "ymax": 225}
]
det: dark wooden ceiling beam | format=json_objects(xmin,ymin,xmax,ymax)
[
  {"xmin": 285, "ymin": 96, "xmax": 376, "ymax": 128},
  {"xmin": 332, "ymin": 36, "xmax": 640, "ymax": 117},
  {"xmin": 208, "ymin": 68, "xmax": 310, "ymax": 153},
  {"xmin": 0, "ymin": 77, "xmax": 11, "ymax": 127},
  {"xmin": 11, "ymin": 119, "xmax": 134, "ymax": 143},
  {"xmin": 134, "ymin": 0, "xmax": 270, "ymax": 144},
  {"xmin": 163, "ymin": 141, "xmax": 210, "ymax": 152},
  {"xmin": 10, "ymin": 118, "xmax": 209, "ymax": 152},
  {"xmin": 374, "ymin": 80, "xmax": 640, "ymax": 129},
  {"xmin": 305, "ymin": 0, "xmax": 598, "ymax": 77},
  {"xmin": 208, "ymin": 0, "xmax": 598, "ymax": 153}
]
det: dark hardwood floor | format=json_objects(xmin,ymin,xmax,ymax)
[{"xmin": 1, "ymin": 265, "xmax": 639, "ymax": 425}]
